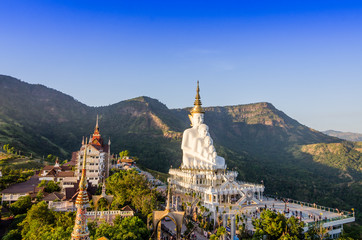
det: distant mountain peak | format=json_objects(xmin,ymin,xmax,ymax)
[{"xmin": 323, "ymin": 130, "xmax": 362, "ymax": 142}]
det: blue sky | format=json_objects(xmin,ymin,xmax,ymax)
[{"xmin": 1, "ymin": 1, "xmax": 362, "ymax": 132}]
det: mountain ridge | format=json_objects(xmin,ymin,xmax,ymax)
[
  {"xmin": 1, "ymin": 74, "xmax": 361, "ymax": 223},
  {"xmin": 323, "ymin": 129, "xmax": 362, "ymax": 142}
]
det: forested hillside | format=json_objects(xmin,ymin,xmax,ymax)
[{"xmin": 0, "ymin": 74, "xmax": 361, "ymax": 223}]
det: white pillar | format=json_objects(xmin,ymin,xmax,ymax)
[
  {"xmin": 231, "ymin": 215, "xmax": 235, "ymax": 240},
  {"xmin": 223, "ymin": 214, "xmax": 228, "ymax": 240}
]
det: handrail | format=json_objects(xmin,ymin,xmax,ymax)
[{"xmin": 264, "ymin": 194, "xmax": 354, "ymax": 221}]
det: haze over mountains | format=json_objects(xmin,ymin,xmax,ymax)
[
  {"xmin": 0, "ymin": 74, "xmax": 361, "ymax": 223},
  {"xmin": 323, "ymin": 130, "xmax": 362, "ymax": 142}
]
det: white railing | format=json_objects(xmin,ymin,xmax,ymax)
[
  {"xmin": 86, "ymin": 210, "xmax": 134, "ymax": 217},
  {"xmin": 48, "ymin": 201, "xmax": 75, "ymax": 211}
]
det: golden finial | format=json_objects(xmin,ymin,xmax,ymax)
[
  {"xmin": 93, "ymin": 114, "xmax": 100, "ymax": 136},
  {"xmin": 190, "ymin": 81, "xmax": 205, "ymax": 115},
  {"xmin": 96, "ymin": 114, "xmax": 99, "ymax": 128},
  {"xmin": 79, "ymin": 139, "xmax": 88, "ymax": 191}
]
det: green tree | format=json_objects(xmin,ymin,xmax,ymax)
[
  {"xmin": 107, "ymin": 170, "xmax": 157, "ymax": 217},
  {"xmin": 20, "ymin": 201, "xmax": 55, "ymax": 239},
  {"xmin": 2, "ymin": 229, "xmax": 22, "ymax": 240},
  {"xmin": 217, "ymin": 226, "xmax": 226, "ymax": 239},
  {"xmin": 305, "ymin": 223, "xmax": 331, "ymax": 240},
  {"xmin": 92, "ymin": 216, "xmax": 149, "ymax": 240},
  {"xmin": 46, "ymin": 154, "xmax": 57, "ymax": 162},
  {"xmin": 252, "ymin": 210, "xmax": 304, "ymax": 240},
  {"xmin": 36, "ymin": 189, "xmax": 44, "ymax": 201},
  {"xmin": 2, "ymin": 144, "xmax": 15, "ymax": 154},
  {"xmin": 119, "ymin": 150, "xmax": 130, "ymax": 159},
  {"xmin": 38, "ymin": 180, "xmax": 60, "ymax": 193},
  {"xmin": 19, "ymin": 201, "xmax": 75, "ymax": 240},
  {"xmin": 10, "ymin": 195, "xmax": 32, "ymax": 215},
  {"xmin": 209, "ymin": 234, "xmax": 218, "ymax": 240}
]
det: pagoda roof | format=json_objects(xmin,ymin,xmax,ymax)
[
  {"xmin": 43, "ymin": 192, "xmax": 65, "ymax": 202},
  {"xmin": 57, "ymin": 171, "xmax": 74, "ymax": 177},
  {"xmin": 121, "ymin": 205, "xmax": 134, "ymax": 212},
  {"xmin": 42, "ymin": 165, "xmax": 55, "ymax": 170}
]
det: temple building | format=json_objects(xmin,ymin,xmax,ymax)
[
  {"xmin": 74, "ymin": 116, "xmax": 111, "ymax": 187},
  {"xmin": 169, "ymin": 82, "xmax": 264, "ymax": 222},
  {"xmin": 168, "ymin": 82, "xmax": 355, "ymax": 239}
]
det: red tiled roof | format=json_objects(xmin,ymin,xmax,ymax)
[
  {"xmin": 60, "ymin": 165, "xmax": 72, "ymax": 171},
  {"xmin": 121, "ymin": 205, "xmax": 134, "ymax": 212},
  {"xmin": 64, "ymin": 187, "xmax": 77, "ymax": 200},
  {"xmin": 43, "ymin": 192, "xmax": 65, "ymax": 202},
  {"xmin": 64, "ymin": 180, "xmax": 97, "ymax": 201},
  {"xmin": 121, "ymin": 158, "xmax": 134, "ymax": 163},
  {"xmin": 57, "ymin": 171, "xmax": 74, "ymax": 177},
  {"xmin": 42, "ymin": 165, "xmax": 54, "ymax": 170},
  {"xmin": 45, "ymin": 169, "xmax": 57, "ymax": 177}
]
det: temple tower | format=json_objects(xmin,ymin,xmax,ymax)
[
  {"xmin": 75, "ymin": 116, "xmax": 110, "ymax": 187},
  {"xmin": 71, "ymin": 140, "xmax": 90, "ymax": 240}
]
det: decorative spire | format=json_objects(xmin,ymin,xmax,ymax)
[
  {"xmin": 190, "ymin": 81, "xmax": 205, "ymax": 115},
  {"xmin": 94, "ymin": 115, "xmax": 100, "ymax": 136},
  {"xmin": 91, "ymin": 115, "xmax": 103, "ymax": 146},
  {"xmin": 79, "ymin": 140, "xmax": 88, "ymax": 192},
  {"xmin": 82, "ymin": 136, "xmax": 84, "ymax": 145},
  {"xmin": 71, "ymin": 139, "xmax": 90, "ymax": 240}
]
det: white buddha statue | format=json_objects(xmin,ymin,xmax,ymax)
[{"xmin": 181, "ymin": 81, "xmax": 225, "ymax": 169}]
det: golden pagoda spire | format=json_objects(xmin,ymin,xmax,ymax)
[
  {"xmin": 94, "ymin": 115, "xmax": 100, "ymax": 136},
  {"xmin": 79, "ymin": 141, "xmax": 88, "ymax": 191},
  {"xmin": 190, "ymin": 81, "xmax": 205, "ymax": 115},
  {"xmin": 71, "ymin": 139, "xmax": 90, "ymax": 240},
  {"xmin": 96, "ymin": 114, "xmax": 99, "ymax": 129}
]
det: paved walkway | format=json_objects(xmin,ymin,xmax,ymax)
[{"xmin": 230, "ymin": 197, "xmax": 347, "ymax": 231}]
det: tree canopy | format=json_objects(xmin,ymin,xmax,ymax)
[
  {"xmin": 107, "ymin": 169, "xmax": 158, "ymax": 217},
  {"xmin": 252, "ymin": 210, "xmax": 304, "ymax": 240},
  {"xmin": 9, "ymin": 195, "xmax": 32, "ymax": 215},
  {"xmin": 119, "ymin": 150, "xmax": 130, "ymax": 159},
  {"xmin": 38, "ymin": 180, "xmax": 61, "ymax": 193},
  {"xmin": 90, "ymin": 215, "xmax": 149, "ymax": 240}
]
